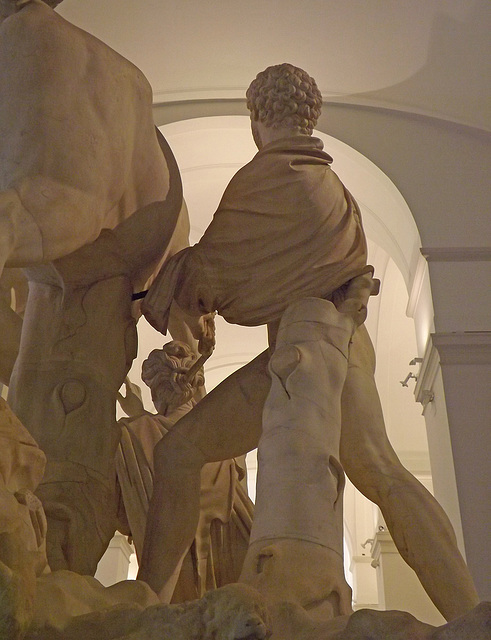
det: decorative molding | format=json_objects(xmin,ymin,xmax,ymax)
[
  {"xmin": 432, "ymin": 331, "xmax": 491, "ymax": 365},
  {"xmin": 414, "ymin": 339, "xmax": 440, "ymax": 411},
  {"xmin": 106, "ymin": 532, "xmax": 134, "ymax": 563},
  {"xmin": 153, "ymin": 89, "xmax": 246, "ymax": 103},
  {"xmin": 406, "ymin": 252, "xmax": 428, "ymax": 319},
  {"xmin": 371, "ymin": 531, "xmax": 397, "ymax": 568},
  {"xmin": 350, "ymin": 554, "xmax": 375, "ymax": 572},
  {"xmin": 151, "ymin": 92, "xmax": 490, "ymax": 134},
  {"xmin": 350, "ymin": 555, "xmax": 380, "ymax": 610},
  {"xmin": 420, "ymin": 247, "xmax": 491, "ymax": 262},
  {"xmin": 415, "ymin": 331, "xmax": 491, "ymax": 401}
]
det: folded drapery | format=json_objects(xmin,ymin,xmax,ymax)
[{"xmin": 143, "ymin": 135, "xmax": 367, "ymax": 332}]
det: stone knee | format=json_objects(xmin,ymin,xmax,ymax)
[
  {"xmin": 153, "ymin": 429, "xmax": 207, "ymax": 481},
  {"xmin": 342, "ymin": 443, "xmax": 413, "ymax": 506}
]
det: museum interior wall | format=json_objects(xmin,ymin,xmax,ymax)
[{"xmin": 1, "ymin": 2, "xmax": 488, "ymax": 637}]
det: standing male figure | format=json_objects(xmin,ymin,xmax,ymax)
[{"xmin": 140, "ymin": 64, "xmax": 478, "ymax": 620}]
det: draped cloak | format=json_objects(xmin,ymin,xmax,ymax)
[{"xmin": 143, "ymin": 136, "xmax": 368, "ymax": 332}]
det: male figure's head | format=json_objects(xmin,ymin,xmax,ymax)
[
  {"xmin": 141, "ymin": 341, "xmax": 204, "ymax": 416},
  {"xmin": 246, "ymin": 63, "xmax": 322, "ymax": 149}
]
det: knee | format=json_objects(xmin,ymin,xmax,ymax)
[{"xmin": 342, "ymin": 447, "xmax": 412, "ymax": 503}]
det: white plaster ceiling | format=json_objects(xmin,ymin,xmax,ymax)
[{"xmin": 58, "ymin": 0, "xmax": 490, "ymax": 131}]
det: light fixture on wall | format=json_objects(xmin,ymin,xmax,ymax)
[
  {"xmin": 400, "ymin": 356, "xmax": 424, "ymax": 387},
  {"xmin": 400, "ymin": 372, "xmax": 417, "ymax": 387}
]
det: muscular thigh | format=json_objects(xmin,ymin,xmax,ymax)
[
  {"xmin": 168, "ymin": 349, "xmax": 271, "ymax": 462},
  {"xmin": 340, "ymin": 326, "xmax": 400, "ymax": 483}
]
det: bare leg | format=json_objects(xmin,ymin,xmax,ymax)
[
  {"xmin": 138, "ymin": 349, "xmax": 271, "ymax": 601},
  {"xmin": 8, "ymin": 272, "xmax": 136, "ymax": 575},
  {"xmin": 340, "ymin": 326, "xmax": 479, "ymax": 620}
]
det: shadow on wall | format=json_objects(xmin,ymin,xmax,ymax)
[{"xmin": 345, "ymin": 2, "xmax": 490, "ymax": 130}]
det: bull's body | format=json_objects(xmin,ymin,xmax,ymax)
[{"xmin": 0, "ymin": 1, "xmax": 171, "ymax": 264}]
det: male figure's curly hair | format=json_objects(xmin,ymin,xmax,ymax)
[
  {"xmin": 246, "ymin": 63, "xmax": 322, "ymax": 135},
  {"xmin": 141, "ymin": 341, "xmax": 204, "ymax": 415}
]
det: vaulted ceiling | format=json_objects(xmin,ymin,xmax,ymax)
[{"xmin": 59, "ymin": 0, "xmax": 489, "ymax": 131}]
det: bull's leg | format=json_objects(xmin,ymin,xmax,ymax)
[{"xmin": 8, "ymin": 272, "xmax": 137, "ymax": 575}]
